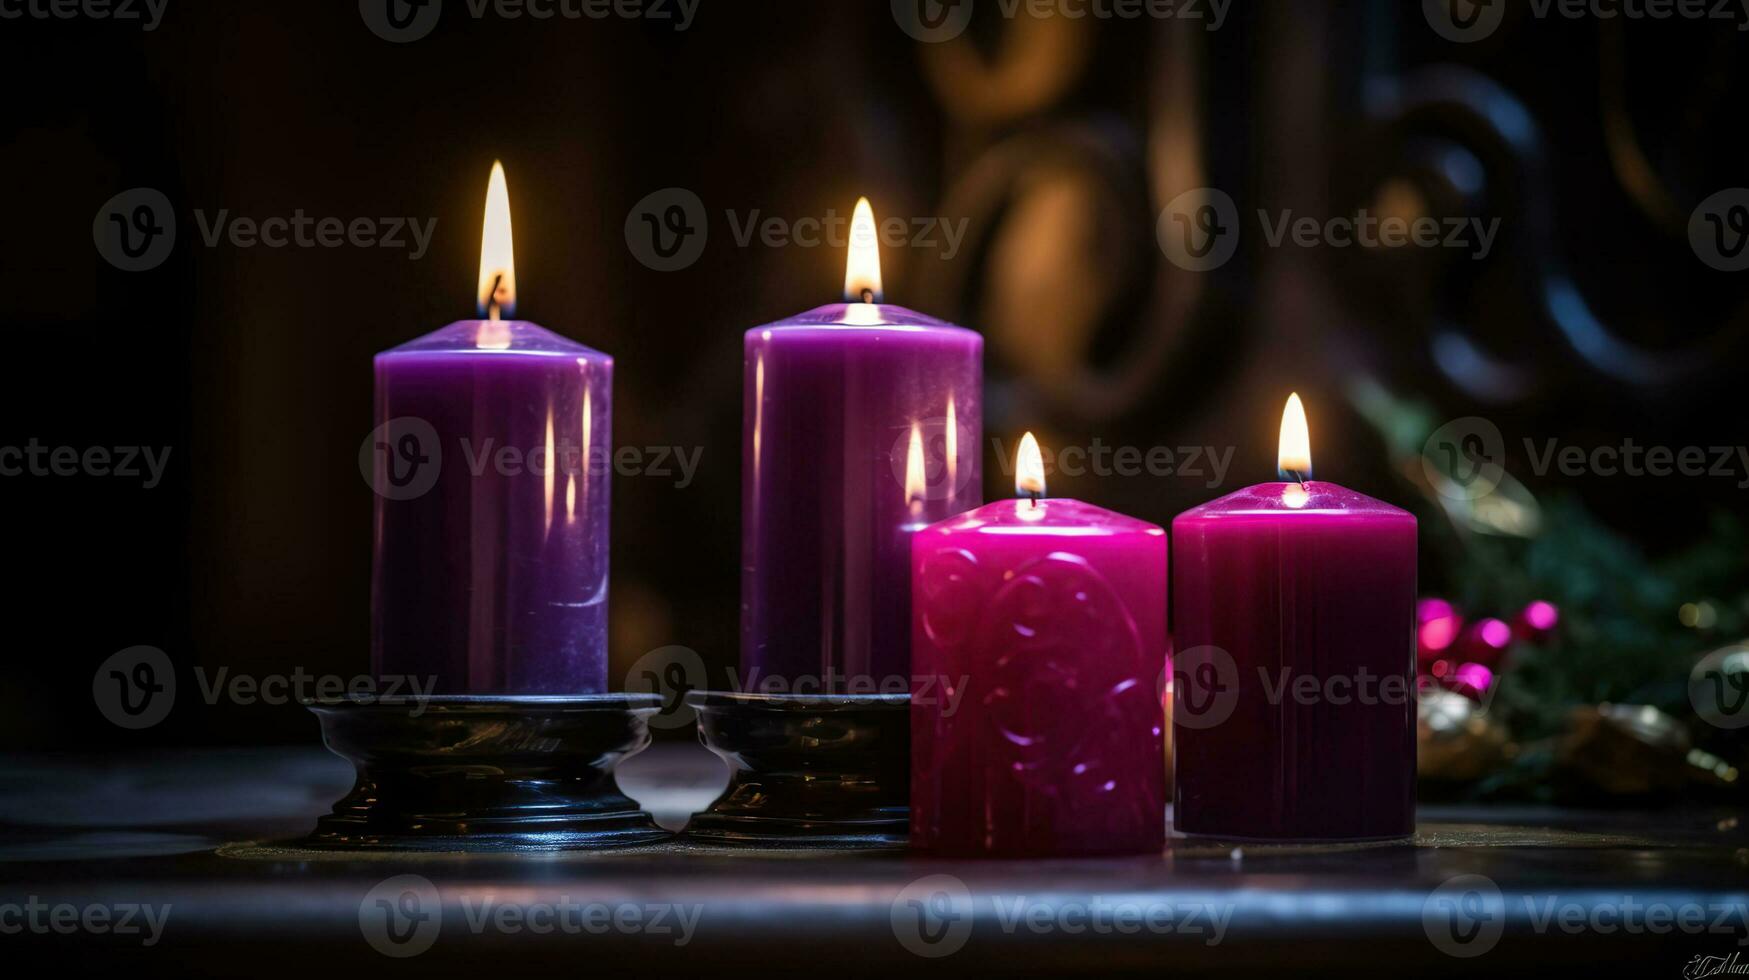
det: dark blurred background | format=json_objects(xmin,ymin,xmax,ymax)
[{"xmin": 2, "ymin": 1, "xmax": 1746, "ymax": 790}]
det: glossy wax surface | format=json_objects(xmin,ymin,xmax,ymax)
[
  {"xmin": 1172, "ymin": 481, "xmax": 1417, "ymax": 840},
  {"xmin": 371, "ymin": 320, "xmax": 611, "ymax": 694},
  {"xmin": 910, "ymin": 498, "xmax": 1168, "ymax": 856},
  {"xmin": 743, "ymin": 303, "xmax": 982, "ymax": 690}
]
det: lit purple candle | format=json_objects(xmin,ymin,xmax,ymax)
[
  {"xmin": 370, "ymin": 163, "xmax": 611, "ymax": 694},
  {"xmin": 742, "ymin": 199, "xmax": 982, "ymax": 692},
  {"xmin": 1172, "ymin": 395, "xmax": 1417, "ymax": 840},
  {"xmin": 911, "ymin": 435, "xmax": 1168, "ymax": 856}
]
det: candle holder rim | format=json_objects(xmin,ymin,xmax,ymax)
[
  {"xmin": 302, "ymin": 692, "xmax": 663, "ymax": 713},
  {"xmin": 684, "ymin": 691, "xmax": 909, "ymax": 710}
]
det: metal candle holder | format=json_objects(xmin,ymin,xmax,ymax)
[
  {"xmin": 302, "ymin": 694, "xmax": 668, "ymax": 851},
  {"xmin": 683, "ymin": 692, "xmax": 909, "ymax": 848}
]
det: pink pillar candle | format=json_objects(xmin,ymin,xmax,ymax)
[{"xmin": 910, "ymin": 435, "xmax": 1168, "ymax": 856}]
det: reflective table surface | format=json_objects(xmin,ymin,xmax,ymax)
[{"xmin": 1, "ymin": 744, "xmax": 1744, "ymax": 976}]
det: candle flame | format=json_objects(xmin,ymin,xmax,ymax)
[
  {"xmin": 1015, "ymin": 431, "xmax": 1047, "ymax": 499},
  {"xmin": 477, "ymin": 160, "xmax": 517, "ymax": 322},
  {"xmin": 904, "ymin": 422, "xmax": 927, "ymax": 506},
  {"xmin": 843, "ymin": 196, "xmax": 884, "ymax": 305},
  {"xmin": 1277, "ymin": 392, "xmax": 1312, "ymax": 479}
]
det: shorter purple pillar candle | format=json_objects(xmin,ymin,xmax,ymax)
[
  {"xmin": 1171, "ymin": 395, "xmax": 1417, "ymax": 840},
  {"xmin": 911, "ymin": 435, "xmax": 1167, "ymax": 856},
  {"xmin": 369, "ymin": 163, "xmax": 611, "ymax": 695}
]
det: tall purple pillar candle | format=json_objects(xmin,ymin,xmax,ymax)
[
  {"xmin": 742, "ymin": 199, "xmax": 982, "ymax": 692},
  {"xmin": 911, "ymin": 434, "xmax": 1168, "ymax": 856},
  {"xmin": 1171, "ymin": 395, "xmax": 1417, "ymax": 840},
  {"xmin": 369, "ymin": 163, "xmax": 611, "ymax": 695}
]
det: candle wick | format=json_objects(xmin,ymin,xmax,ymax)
[
  {"xmin": 1284, "ymin": 469, "xmax": 1308, "ymax": 487},
  {"xmin": 859, "ymin": 288, "xmax": 876, "ymax": 304},
  {"xmin": 486, "ymin": 273, "xmax": 503, "ymax": 322}
]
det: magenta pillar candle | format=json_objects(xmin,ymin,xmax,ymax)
[
  {"xmin": 1171, "ymin": 478, "xmax": 1417, "ymax": 840},
  {"xmin": 370, "ymin": 319, "xmax": 612, "ymax": 694},
  {"xmin": 910, "ymin": 483, "xmax": 1168, "ymax": 856},
  {"xmin": 743, "ymin": 304, "xmax": 981, "ymax": 691}
]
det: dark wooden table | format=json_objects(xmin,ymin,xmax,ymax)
[{"xmin": 2, "ymin": 744, "xmax": 1745, "ymax": 976}]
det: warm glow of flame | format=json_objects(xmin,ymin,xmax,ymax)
[
  {"xmin": 843, "ymin": 196, "xmax": 884, "ymax": 304},
  {"xmin": 542, "ymin": 408, "xmax": 556, "ymax": 534},
  {"xmin": 944, "ymin": 397, "xmax": 958, "ymax": 495},
  {"xmin": 1015, "ymin": 431, "xmax": 1047, "ymax": 498},
  {"xmin": 477, "ymin": 160, "xmax": 517, "ymax": 321},
  {"xmin": 904, "ymin": 423, "xmax": 927, "ymax": 506},
  {"xmin": 1278, "ymin": 392, "xmax": 1312, "ymax": 479}
]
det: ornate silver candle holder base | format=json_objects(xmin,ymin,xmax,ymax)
[
  {"xmin": 301, "ymin": 694, "xmax": 669, "ymax": 852},
  {"xmin": 683, "ymin": 692, "xmax": 909, "ymax": 849}
]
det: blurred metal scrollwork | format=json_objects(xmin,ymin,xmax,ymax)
[
  {"xmin": 1349, "ymin": 8, "xmax": 1749, "ymax": 405},
  {"xmin": 913, "ymin": 14, "xmax": 1227, "ymax": 425}
]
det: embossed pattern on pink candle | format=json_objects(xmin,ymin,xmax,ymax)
[{"xmin": 910, "ymin": 498, "xmax": 1168, "ymax": 856}]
